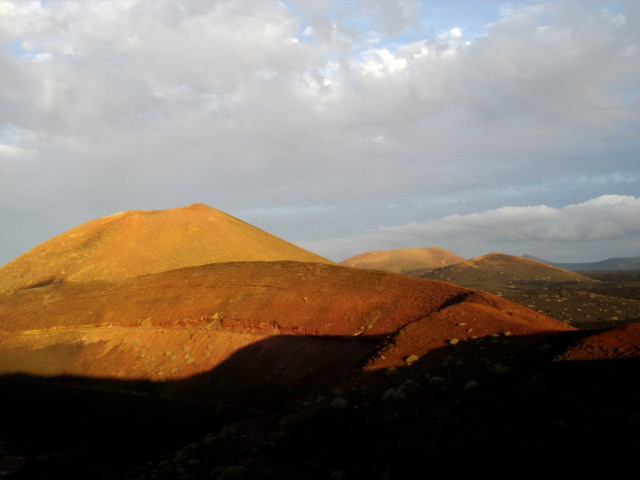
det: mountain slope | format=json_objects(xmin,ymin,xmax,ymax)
[
  {"xmin": 0, "ymin": 204, "xmax": 331, "ymax": 294},
  {"xmin": 340, "ymin": 247, "xmax": 465, "ymax": 274},
  {"xmin": 3, "ymin": 259, "xmax": 638, "ymax": 479},
  {"xmin": 523, "ymin": 254, "xmax": 640, "ymax": 271},
  {"xmin": 416, "ymin": 252, "xmax": 599, "ymax": 290},
  {"xmin": 1, "ymin": 210, "xmax": 638, "ymax": 479},
  {"xmin": 0, "ymin": 261, "xmax": 570, "ymax": 390}
]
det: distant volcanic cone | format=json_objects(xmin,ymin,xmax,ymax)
[
  {"xmin": 340, "ymin": 247, "xmax": 465, "ymax": 274},
  {"xmin": 417, "ymin": 252, "xmax": 600, "ymax": 289},
  {"xmin": 0, "ymin": 203, "xmax": 332, "ymax": 294}
]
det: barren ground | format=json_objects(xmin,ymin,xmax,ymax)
[
  {"xmin": 0, "ymin": 265, "xmax": 638, "ymax": 479},
  {"xmin": 413, "ymin": 254, "xmax": 640, "ymax": 329},
  {"xmin": 477, "ymin": 270, "xmax": 640, "ymax": 329}
]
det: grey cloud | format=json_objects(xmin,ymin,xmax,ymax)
[
  {"xmin": 302, "ymin": 195, "xmax": 640, "ymax": 262},
  {"xmin": 0, "ymin": 1, "xmax": 639, "ymax": 266}
]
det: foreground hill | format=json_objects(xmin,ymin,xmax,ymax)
[
  {"xmin": 340, "ymin": 247, "xmax": 465, "ymax": 274},
  {"xmin": 0, "ymin": 261, "xmax": 568, "ymax": 390},
  {"xmin": 416, "ymin": 252, "xmax": 599, "ymax": 291},
  {"xmin": 0, "ymin": 204, "xmax": 331, "ymax": 294},
  {"xmin": 0, "ymin": 261, "xmax": 638, "ymax": 478}
]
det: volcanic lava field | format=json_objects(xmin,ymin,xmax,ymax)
[{"xmin": 0, "ymin": 205, "xmax": 638, "ymax": 479}]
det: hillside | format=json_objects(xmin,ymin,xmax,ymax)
[
  {"xmin": 0, "ymin": 259, "xmax": 637, "ymax": 478},
  {"xmin": 414, "ymin": 252, "xmax": 640, "ymax": 328},
  {"xmin": 417, "ymin": 252, "xmax": 599, "ymax": 291},
  {"xmin": 340, "ymin": 247, "xmax": 465, "ymax": 274},
  {"xmin": 0, "ymin": 204, "xmax": 331, "ymax": 294},
  {"xmin": 524, "ymin": 254, "xmax": 640, "ymax": 271},
  {"xmin": 0, "ymin": 261, "xmax": 569, "ymax": 388}
]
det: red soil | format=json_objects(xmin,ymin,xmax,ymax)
[
  {"xmin": 0, "ymin": 261, "xmax": 571, "ymax": 396},
  {"xmin": 557, "ymin": 322, "xmax": 640, "ymax": 361}
]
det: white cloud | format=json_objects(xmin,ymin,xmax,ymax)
[
  {"xmin": 0, "ymin": 1, "xmax": 639, "ymax": 266},
  {"xmin": 302, "ymin": 195, "xmax": 640, "ymax": 262},
  {"xmin": 0, "ymin": 143, "xmax": 23, "ymax": 156},
  {"xmin": 359, "ymin": 48, "xmax": 408, "ymax": 76}
]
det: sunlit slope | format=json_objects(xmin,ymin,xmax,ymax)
[
  {"xmin": 416, "ymin": 252, "xmax": 600, "ymax": 290},
  {"xmin": 0, "ymin": 261, "xmax": 572, "ymax": 385},
  {"xmin": 340, "ymin": 247, "xmax": 465, "ymax": 274},
  {"xmin": 0, "ymin": 204, "xmax": 332, "ymax": 294}
]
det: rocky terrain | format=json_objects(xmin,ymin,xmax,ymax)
[
  {"xmin": 414, "ymin": 252, "xmax": 640, "ymax": 329},
  {"xmin": 0, "ymin": 206, "xmax": 638, "ymax": 479}
]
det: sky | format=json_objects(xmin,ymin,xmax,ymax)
[{"xmin": 1, "ymin": 0, "xmax": 639, "ymax": 266}]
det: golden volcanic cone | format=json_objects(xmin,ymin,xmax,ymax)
[
  {"xmin": 340, "ymin": 247, "xmax": 465, "ymax": 274},
  {"xmin": 0, "ymin": 203, "xmax": 332, "ymax": 294}
]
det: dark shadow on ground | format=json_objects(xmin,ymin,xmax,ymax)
[
  {"xmin": 1, "ymin": 329, "xmax": 639, "ymax": 479},
  {"xmin": 0, "ymin": 333, "xmax": 382, "ymax": 479}
]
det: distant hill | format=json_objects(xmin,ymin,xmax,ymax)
[
  {"xmin": 0, "ymin": 203, "xmax": 332, "ymax": 294},
  {"xmin": 523, "ymin": 254, "xmax": 640, "ymax": 271},
  {"xmin": 340, "ymin": 247, "xmax": 465, "ymax": 274},
  {"xmin": 415, "ymin": 252, "xmax": 599, "ymax": 291}
]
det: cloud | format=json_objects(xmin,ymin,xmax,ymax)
[
  {"xmin": 0, "ymin": 143, "xmax": 23, "ymax": 156},
  {"xmin": 301, "ymin": 195, "xmax": 640, "ymax": 262},
  {"xmin": 443, "ymin": 195, "xmax": 640, "ymax": 243},
  {"xmin": 0, "ymin": 1, "xmax": 639, "ymax": 266}
]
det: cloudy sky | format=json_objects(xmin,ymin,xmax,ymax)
[{"xmin": 1, "ymin": 0, "xmax": 639, "ymax": 265}]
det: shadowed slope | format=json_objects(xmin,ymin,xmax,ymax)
[
  {"xmin": 269, "ymin": 325, "xmax": 640, "ymax": 479},
  {"xmin": 340, "ymin": 247, "xmax": 465, "ymax": 274},
  {"xmin": 2, "ymin": 322, "xmax": 639, "ymax": 479},
  {"xmin": 5, "ymin": 259, "xmax": 637, "ymax": 479},
  {"xmin": 557, "ymin": 322, "xmax": 640, "ymax": 360},
  {"xmin": 0, "ymin": 204, "xmax": 331, "ymax": 294}
]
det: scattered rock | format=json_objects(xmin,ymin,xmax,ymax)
[
  {"xmin": 492, "ymin": 364, "xmax": 513, "ymax": 374},
  {"xmin": 464, "ymin": 379, "xmax": 479, "ymax": 391},
  {"xmin": 330, "ymin": 470, "xmax": 349, "ymax": 480},
  {"xmin": 404, "ymin": 355, "xmax": 420, "ymax": 365},
  {"xmin": 173, "ymin": 449, "xmax": 188, "ymax": 464},
  {"xmin": 210, "ymin": 465, "xmax": 249, "ymax": 480},
  {"xmin": 330, "ymin": 397, "xmax": 348, "ymax": 409},
  {"xmin": 380, "ymin": 388, "xmax": 405, "ymax": 401}
]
